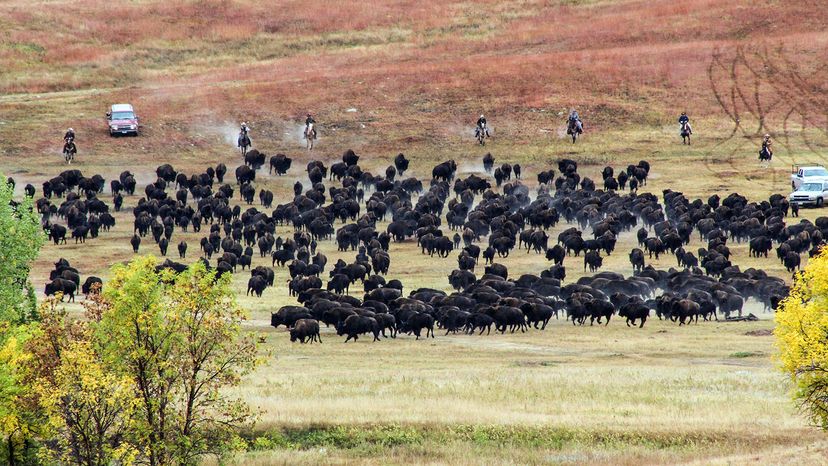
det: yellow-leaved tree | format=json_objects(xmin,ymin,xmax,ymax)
[
  {"xmin": 0, "ymin": 323, "xmax": 37, "ymax": 466},
  {"xmin": 775, "ymin": 249, "xmax": 828, "ymax": 428},
  {"xmin": 21, "ymin": 257, "xmax": 259, "ymax": 466},
  {"xmin": 36, "ymin": 338, "xmax": 138, "ymax": 466},
  {"xmin": 97, "ymin": 256, "xmax": 259, "ymax": 465},
  {"xmin": 22, "ymin": 296, "xmax": 137, "ymax": 466}
]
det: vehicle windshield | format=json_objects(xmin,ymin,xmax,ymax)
[
  {"xmin": 803, "ymin": 168, "xmax": 828, "ymax": 177},
  {"xmin": 110, "ymin": 111, "xmax": 135, "ymax": 120},
  {"xmin": 800, "ymin": 183, "xmax": 823, "ymax": 192}
]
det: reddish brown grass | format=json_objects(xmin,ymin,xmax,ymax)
[{"xmin": 0, "ymin": 0, "xmax": 825, "ymax": 161}]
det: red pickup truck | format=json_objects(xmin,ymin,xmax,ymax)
[{"xmin": 107, "ymin": 103, "xmax": 140, "ymax": 136}]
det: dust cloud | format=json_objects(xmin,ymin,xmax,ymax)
[
  {"xmin": 192, "ymin": 121, "xmax": 246, "ymax": 149},
  {"xmin": 288, "ymin": 123, "xmax": 318, "ymax": 147}
]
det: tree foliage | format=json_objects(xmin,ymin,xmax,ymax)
[
  {"xmin": 0, "ymin": 176, "xmax": 45, "ymax": 324},
  {"xmin": 37, "ymin": 339, "xmax": 138, "ymax": 466},
  {"xmin": 3, "ymin": 257, "xmax": 259, "ymax": 465},
  {"xmin": 0, "ymin": 176, "xmax": 46, "ymax": 465},
  {"xmin": 97, "ymin": 256, "xmax": 259, "ymax": 465},
  {"xmin": 27, "ymin": 296, "xmax": 137, "ymax": 466},
  {"xmin": 0, "ymin": 323, "xmax": 38, "ymax": 465},
  {"xmin": 776, "ymin": 249, "xmax": 828, "ymax": 428}
]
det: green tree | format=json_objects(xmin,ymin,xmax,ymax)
[
  {"xmin": 0, "ymin": 176, "xmax": 45, "ymax": 324},
  {"xmin": 97, "ymin": 256, "xmax": 259, "ymax": 465},
  {"xmin": 0, "ymin": 175, "xmax": 47, "ymax": 464},
  {"xmin": 776, "ymin": 249, "xmax": 828, "ymax": 428}
]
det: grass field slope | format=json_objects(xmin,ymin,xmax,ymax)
[{"xmin": 2, "ymin": 0, "xmax": 828, "ymax": 464}]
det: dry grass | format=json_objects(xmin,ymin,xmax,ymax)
[
  {"xmin": 2, "ymin": 0, "xmax": 828, "ymax": 463},
  {"xmin": 220, "ymin": 314, "xmax": 823, "ymax": 464},
  {"xmin": 247, "ymin": 319, "xmax": 788, "ymax": 430}
]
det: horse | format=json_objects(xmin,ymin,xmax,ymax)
[
  {"xmin": 567, "ymin": 119, "xmax": 583, "ymax": 143},
  {"xmin": 680, "ymin": 121, "xmax": 692, "ymax": 145},
  {"xmin": 305, "ymin": 123, "xmax": 315, "ymax": 150},
  {"xmin": 475, "ymin": 125, "xmax": 486, "ymax": 146},
  {"xmin": 238, "ymin": 132, "xmax": 251, "ymax": 156},
  {"xmin": 63, "ymin": 142, "xmax": 76, "ymax": 164},
  {"xmin": 759, "ymin": 146, "xmax": 773, "ymax": 164}
]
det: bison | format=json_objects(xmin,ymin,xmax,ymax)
[
  {"xmin": 336, "ymin": 315, "xmax": 381, "ymax": 342},
  {"xmin": 290, "ymin": 319, "xmax": 321, "ymax": 343}
]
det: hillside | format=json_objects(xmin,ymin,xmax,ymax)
[{"xmin": 1, "ymin": 0, "xmax": 826, "ymax": 164}]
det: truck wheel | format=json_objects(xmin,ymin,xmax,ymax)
[{"xmin": 818, "ymin": 198, "xmax": 824, "ymax": 207}]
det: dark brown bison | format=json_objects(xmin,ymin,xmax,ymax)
[{"xmin": 290, "ymin": 319, "xmax": 321, "ymax": 343}]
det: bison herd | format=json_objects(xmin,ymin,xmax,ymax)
[{"xmin": 11, "ymin": 144, "xmax": 824, "ymax": 344}]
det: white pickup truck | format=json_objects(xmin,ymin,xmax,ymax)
[
  {"xmin": 789, "ymin": 179, "xmax": 828, "ymax": 207},
  {"xmin": 791, "ymin": 165, "xmax": 828, "ymax": 190}
]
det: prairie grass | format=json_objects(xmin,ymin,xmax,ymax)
[{"xmin": 218, "ymin": 315, "xmax": 823, "ymax": 464}]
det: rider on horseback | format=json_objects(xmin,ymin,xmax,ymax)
[
  {"xmin": 238, "ymin": 122, "xmax": 251, "ymax": 154},
  {"xmin": 476, "ymin": 114, "xmax": 489, "ymax": 138},
  {"xmin": 305, "ymin": 113, "xmax": 317, "ymax": 139},
  {"xmin": 64, "ymin": 128, "xmax": 75, "ymax": 143},
  {"xmin": 758, "ymin": 133, "xmax": 773, "ymax": 162}
]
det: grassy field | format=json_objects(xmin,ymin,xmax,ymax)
[
  {"xmin": 227, "ymin": 317, "xmax": 824, "ymax": 465},
  {"xmin": 2, "ymin": 0, "xmax": 828, "ymax": 463}
]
